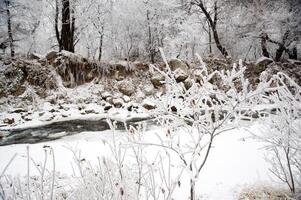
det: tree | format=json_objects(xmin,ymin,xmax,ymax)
[
  {"xmin": 4, "ymin": 0, "xmax": 15, "ymax": 57},
  {"xmin": 190, "ymin": 0, "xmax": 229, "ymax": 58},
  {"xmin": 256, "ymin": 72, "xmax": 301, "ymax": 197},
  {"xmin": 55, "ymin": 0, "xmax": 75, "ymax": 52}
]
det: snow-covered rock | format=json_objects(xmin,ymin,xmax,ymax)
[
  {"xmin": 118, "ymin": 81, "xmax": 135, "ymax": 96},
  {"xmin": 174, "ymin": 68, "xmax": 188, "ymax": 82},
  {"xmin": 142, "ymin": 99, "xmax": 157, "ymax": 110},
  {"xmin": 45, "ymin": 50, "xmax": 58, "ymax": 61},
  {"xmin": 101, "ymin": 91, "xmax": 112, "ymax": 100},
  {"xmin": 29, "ymin": 53, "xmax": 44, "ymax": 60},
  {"xmin": 151, "ymin": 72, "xmax": 165, "ymax": 87},
  {"xmin": 122, "ymin": 95, "xmax": 131, "ymax": 103},
  {"xmin": 112, "ymin": 98, "xmax": 124, "ymax": 108},
  {"xmin": 143, "ymin": 84, "xmax": 155, "ymax": 96},
  {"xmin": 255, "ymin": 57, "xmax": 274, "ymax": 67},
  {"xmin": 184, "ymin": 78, "xmax": 193, "ymax": 90},
  {"xmin": 168, "ymin": 58, "xmax": 189, "ymax": 73}
]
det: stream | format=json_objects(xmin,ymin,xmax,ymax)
[{"xmin": 0, "ymin": 117, "xmax": 152, "ymax": 146}]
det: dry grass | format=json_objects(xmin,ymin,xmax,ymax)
[{"xmin": 238, "ymin": 185, "xmax": 293, "ymax": 200}]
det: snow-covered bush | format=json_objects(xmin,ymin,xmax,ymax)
[
  {"xmin": 0, "ymin": 145, "xmax": 137, "ymax": 200},
  {"xmin": 1, "ymin": 51, "xmax": 301, "ymax": 199},
  {"xmin": 256, "ymin": 73, "xmax": 301, "ymax": 198},
  {"xmin": 143, "ymin": 50, "xmax": 301, "ymax": 199}
]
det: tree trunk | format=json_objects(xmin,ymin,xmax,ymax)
[
  {"xmin": 288, "ymin": 46, "xmax": 297, "ymax": 60},
  {"xmin": 275, "ymin": 45, "xmax": 286, "ymax": 62},
  {"xmin": 261, "ymin": 33, "xmax": 270, "ymax": 58},
  {"xmin": 5, "ymin": 0, "xmax": 15, "ymax": 57},
  {"xmin": 196, "ymin": 1, "xmax": 228, "ymax": 58},
  {"xmin": 98, "ymin": 32, "xmax": 104, "ymax": 61},
  {"xmin": 55, "ymin": 0, "xmax": 61, "ymax": 51},
  {"xmin": 61, "ymin": 0, "xmax": 74, "ymax": 52},
  {"xmin": 275, "ymin": 30, "xmax": 290, "ymax": 62},
  {"xmin": 146, "ymin": 10, "xmax": 155, "ymax": 63},
  {"xmin": 207, "ymin": 20, "xmax": 212, "ymax": 54},
  {"xmin": 190, "ymin": 179, "xmax": 195, "ymax": 200},
  {"xmin": 70, "ymin": 5, "xmax": 75, "ymax": 52}
]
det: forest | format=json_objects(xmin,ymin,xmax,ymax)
[
  {"xmin": 0, "ymin": 0, "xmax": 300, "ymax": 62},
  {"xmin": 0, "ymin": 0, "xmax": 301, "ymax": 200}
]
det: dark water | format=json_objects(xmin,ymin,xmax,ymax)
[{"xmin": 0, "ymin": 117, "xmax": 152, "ymax": 146}]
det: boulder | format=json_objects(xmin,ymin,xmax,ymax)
[
  {"xmin": 142, "ymin": 99, "xmax": 157, "ymax": 110},
  {"xmin": 143, "ymin": 84, "xmax": 155, "ymax": 96},
  {"xmin": 101, "ymin": 91, "xmax": 112, "ymax": 100},
  {"xmin": 118, "ymin": 81, "xmax": 135, "ymax": 96},
  {"xmin": 29, "ymin": 53, "xmax": 44, "ymax": 60},
  {"xmin": 184, "ymin": 78, "xmax": 193, "ymax": 90},
  {"xmin": 112, "ymin": 98, "xmax": 124, "ymax": 108},
  {"xmin": 151, "ymin": 72, "xmax": 165, "ymax": 87},
  {"xmin": 174, "ymin": 68, "xmax": 188, "ymax": 82},
  {"xmin": 106, "ymin": 96, "xmax": 114, "ymax": 104},
  {"xmin": 104, "ymin": 104, "xmax": 113, "ymax": 111},
  {"xmin": 46, "ymin": 50, "xmax": 59, "ymax": 62},
  {"xmin": 168, "ymin": 59, "xmax": 189, "ymax": 73},
  {"xmin": 255, "ymin": 57, "xmax": 274, "ymax": 68},
  {"xmin": 122, "ymin": 95, "xmax": 131, "ymax": 103},
  {"xmin": 3, "ymin": 118, "xmax": 15, "ymax": 124}
]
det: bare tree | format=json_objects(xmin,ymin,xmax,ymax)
[
  {"xmin": 4, "ymin": 0, "xmax": 14, "ymax": 57},
  {"xmin": 55, "ymin": 0, "xmax": 75, "ymax": 52},
  {"xmin": 190, "ymin": 0, "xmax": 229, "ymax": 58}
]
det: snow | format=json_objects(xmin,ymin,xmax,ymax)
[
  {"xmin": 0, "ymin": 122, "xmax": 279, "ymax": 199},
  {"xmin": 255, "ymin": 56, "xmax": 274, "ymax": 66}
]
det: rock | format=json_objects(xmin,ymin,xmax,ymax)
[
  {"xmin": 122, "ymin": 95, "xmax": 131, "ymax": 103},
  {"xmin": 151, "ymin": 72, "xmax": 165, "ymax": 87},
  {"xmin": 46, "ymin": 50, "xmax": 58, "ymax": 61},
  {"xmin": 184, "ymin": 78, "xmax": 193, "ymax": 90},
  {"xmin": 40, "ymin": 113, "xmax": 54, "ymax": 121},
  {"xmin": 168, "ymin": 59, "xmax": 189, "ymax": 73},
  {"xmin": 127, "ymin": 103, "xmax": 139, "ymax": 112},
  {"xmin": 193, "ymin": 69, "xmax": 204, "ymax": 83},
  {"xmin": 118, "ymin": 81, "xmax": 135, "ymax": 96},
  {"xmin": 104, "ymin": 105, "xmax": 113, "ymax": 111},
  {"xmin": 143, "ymin": 84, "xmax": 155, "ymax": 96},
  {"xmin": 255, "ymin": 57, "xmax": 274, "ymax": 67},
  {"xmin": 29, "ymin": 53, "xmax": 44, "ymax": 60},
  {"xmin": 174, "ymin": 68, "xmax": 188, "ymax": 82},
  {"xmin": 134, "ymin": 62, "xmax": 149, "ymax": 71},
  {"xmin": 111, "ymin": 61, "xmax": 134, "ymax": 80},
  {"xmin": 101, "ymin": 91, "xmax": 112, "ymax": 100},
  {"xmin": 142, "ymin": 99, "xmax": 157, "ymax": 110},
  {"xmin": 136, "ymin": 90, "xmax": 146, "ymax": 103},
  {"xmin": 112, "ymin": 98, "xmax": 124, "ymax": 108},
  {"xmin": 105, "ymin": 97, "xmax": 114, "ymax": 105},
  {"xmin": 85, "ymin": 109, "xmax": 98, "ymax": 114},
  {"xmin": 3, "ymin": 59, "xmax": 12, "ymax": 65},
  {"xmin": 11, "ymin": 108, "xmax": 27, "ymax": 113},
  {"xmin": 49, "ymin": 109, "xmax": 57, "ymax": 113},
  {"xmin": 170, "ymin": 105, "xmax": 177, "ymax": 113},
  {"xmin": 3, "ymin": 118, "xmax": 15, "ymax": 124}
]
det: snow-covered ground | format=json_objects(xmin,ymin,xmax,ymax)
[{"xmin": 0, "ymin": 122, "xmax": 280, "ymax": 199}]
